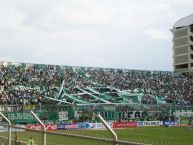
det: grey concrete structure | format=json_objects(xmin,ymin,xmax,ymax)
[{"xmin": 172, "ymin": 14, "xmax": 193, "ymax": 75}]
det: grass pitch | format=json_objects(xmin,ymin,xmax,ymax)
[{"xmin": 1, "ymin": 126, "xmax": 193, "ymax": 145}]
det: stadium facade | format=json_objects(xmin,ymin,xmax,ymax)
[{"xmin": 172, "ymin": 14, "xmax": 193, "ymax": 75}]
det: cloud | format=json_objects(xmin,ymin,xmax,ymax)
[
  {"xmin": 0, "ymin": 0, "xmax": 191, "ymax": 71},
  {"xmin": 0, "ymin": 56, "xmax": 13, "ymax": 62},
  {"xmin": 144, "ymin": 27, "xmax": 171, "ymax": 40},
  {"xmin": 172, "ymin": 0, "xmax": 193, "ymax": 5}
]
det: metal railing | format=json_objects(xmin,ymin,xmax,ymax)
[
  {"xmin": 0, "ymin": 124, "xmax": 148, "ymax": 145},
  {"xmin": 0, "ymin": 104, "xmax": 192, "ymax": 113},
  {"xmin": 0, "ymin": 111, "xmax": 149, "ymax": 145},
  {"xmin": 0, "ymin": 112, "xmax": 11, "ymax": 145},
  {"xmin": 30, "ymin": 111, "xmax": 46, "ymax": 145},
  {"xmin": 97, "ymin": 114, "xmax": 117, "ymax": 145}
]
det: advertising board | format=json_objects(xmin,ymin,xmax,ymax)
[{"xmin": 113, "ymin": 122, "xmax": 137, "ymax": 128}]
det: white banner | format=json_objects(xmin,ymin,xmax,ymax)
[
  {"xmin": 137, "ymin": 121, "xmax": 161, "ymax": 127},
  {"xmin": 92, "ymin": 122, "xmax": 113, "ymax": 129},
  {"xmin": 0, "ymin": 125, "xmax": 25, "ymax": 132},
  {"xmin": 58, "ymin": 111, "xmax": 68, "ymax": 120}
]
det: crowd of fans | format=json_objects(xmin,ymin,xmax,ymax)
[
  {"xmin": 0, "ymin": 61, "xmax": 193, "ymax": 105},
  {"xmin": 0, "ymin": 62, "xmax": 62, "ymax": 105},
  {"xmin": 64, "ymin": 66, "xmax": 193, "ymax": 105}
]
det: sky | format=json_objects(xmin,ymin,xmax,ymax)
[{"xmin": 0, "ymin": 0, "xmax": 193, "ymax": 71}]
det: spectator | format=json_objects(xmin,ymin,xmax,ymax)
[
  {"xmin": 26, "ymin": 137, "xmax": 35, "ymax": 145},
  {"xmin": 14, "ymin": 132, "xmax": 19, "ymax": 145}
]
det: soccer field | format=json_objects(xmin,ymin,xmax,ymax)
[{"xmin": 1, "ymin": 126, "xmax": 193, "ymax": 145}]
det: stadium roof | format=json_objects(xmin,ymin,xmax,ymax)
[{"xmin": 173, "ymin": 14, "xmax": 193, "ymax": 28}]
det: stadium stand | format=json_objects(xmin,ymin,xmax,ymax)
[{"xmin": 0, "ymin": 61, "xmax": 193, "ymax": 106}]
